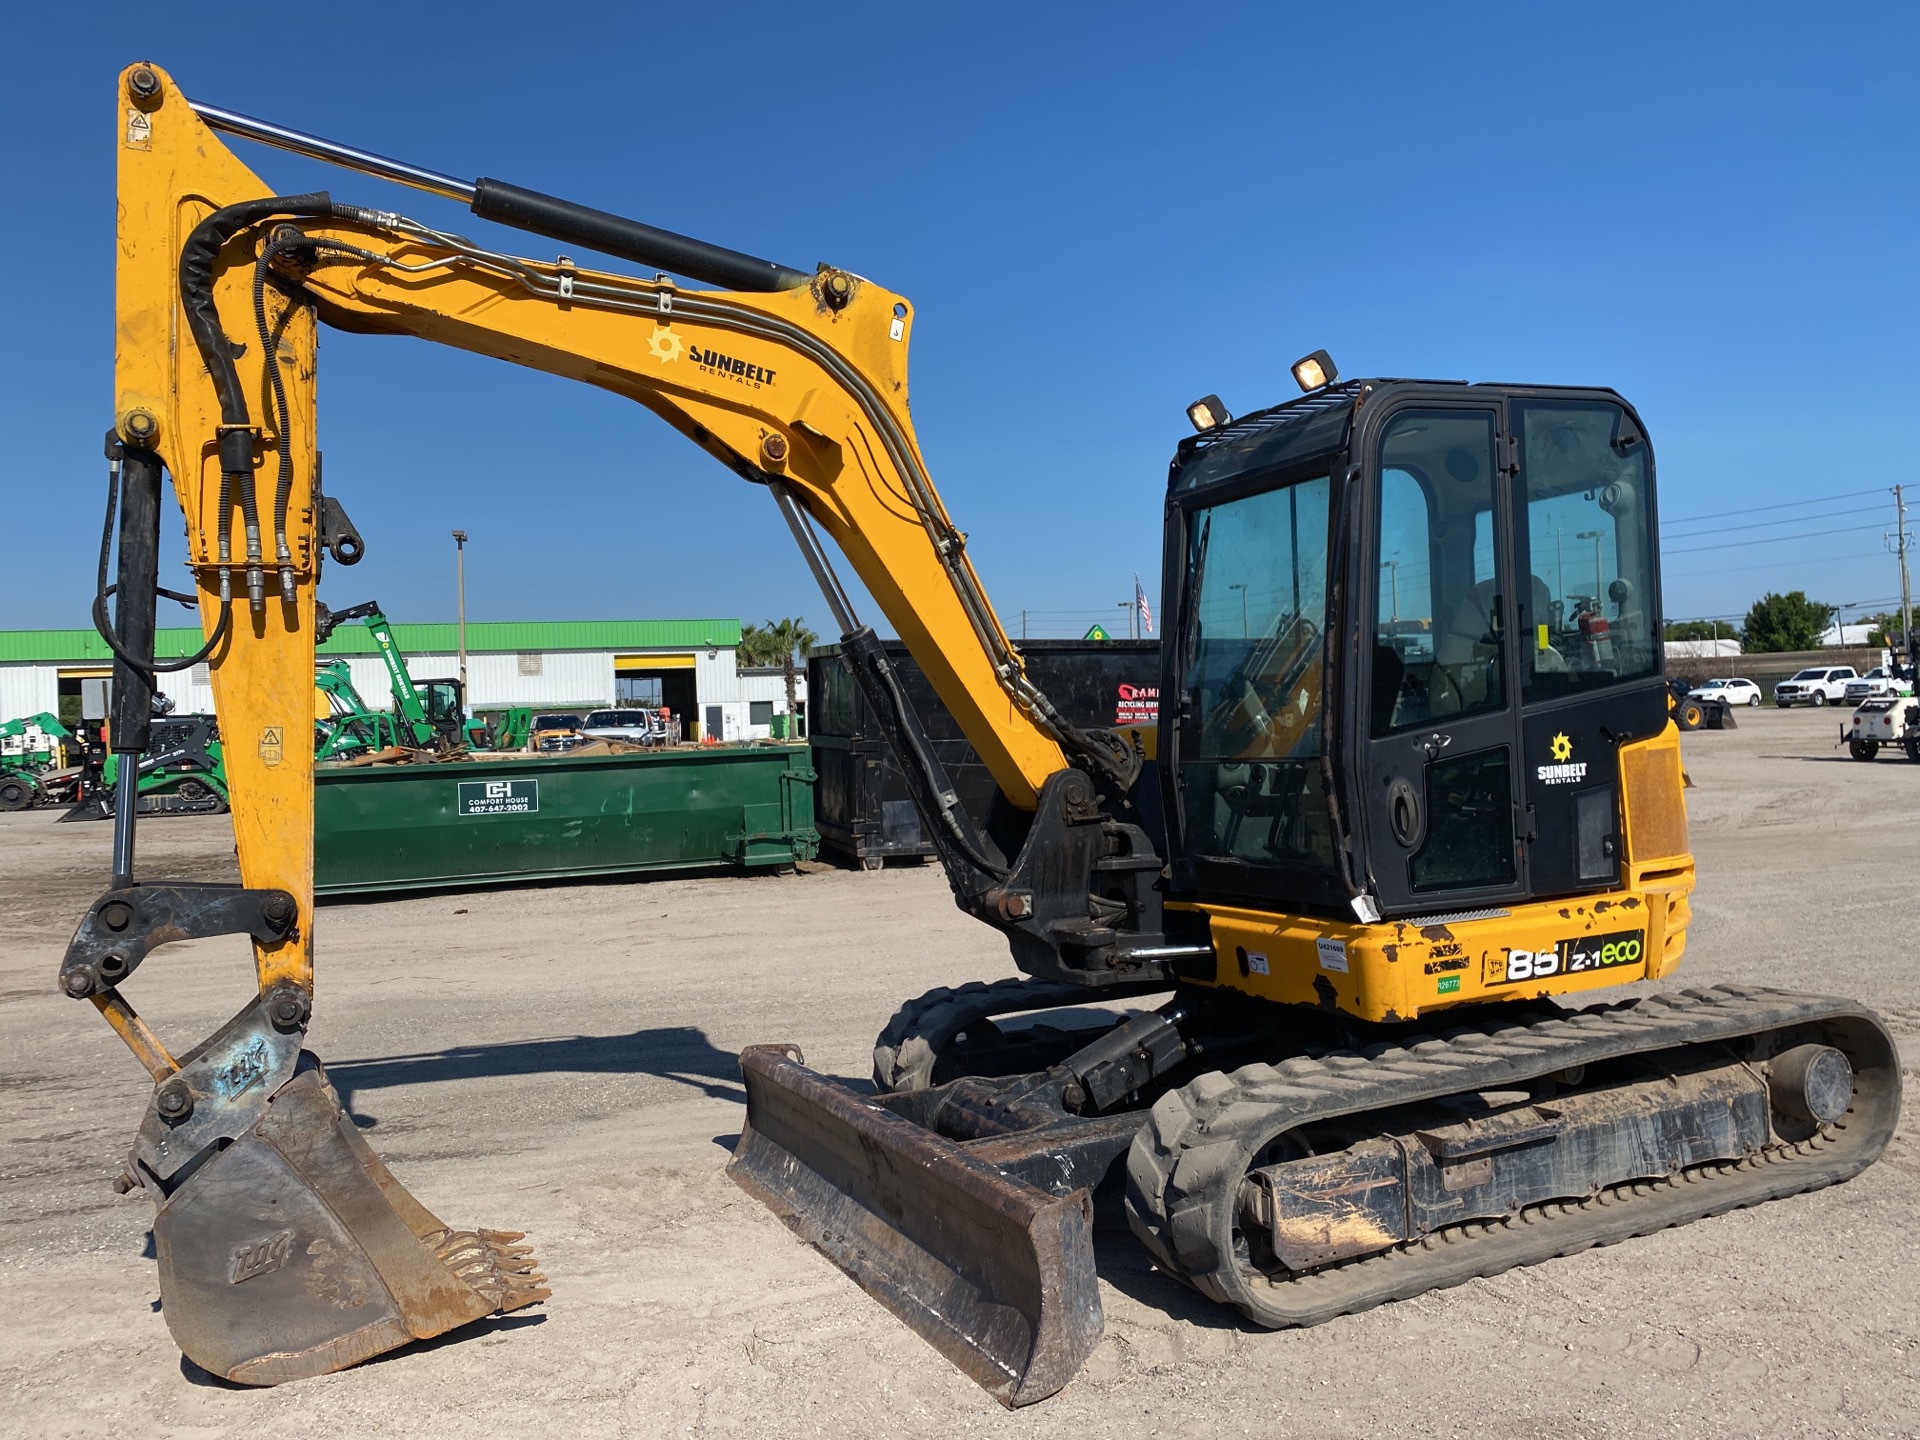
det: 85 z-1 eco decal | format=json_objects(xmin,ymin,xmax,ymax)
[{"xmin": 1485, "ymin": 929, "xmax": 1644, "ymax": 986}]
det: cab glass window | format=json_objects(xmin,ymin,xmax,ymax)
[
  {"xmin": 1177, "ymin": 474, "xmax": 1336, "ymax": 870},
  {"xmin": 1514, "ymin": 400, "xmax": 1658, "ymax": 701},
  {"xmin": 1371, "ymin": 411, "xmax": 1506, "ymax": 735}
]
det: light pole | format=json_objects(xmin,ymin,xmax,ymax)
[
  {"xmin": 1382, "ymin": 562, "xmax": 1400, "ymax": 623},
  {"xmin": 1229, "ymin": 582, "xmax": 1249, "ymax": 637},
  {"xmin": 1118, "ymin": 602, "xmax": 1134, "ymax": 641},
  {"xmin": 451, "ymin": 530, "xmax": 468, "ymax": 695},
  {"xmin": 1577, "ymin": 530, "xmax": 1605, "ymax": 605}
]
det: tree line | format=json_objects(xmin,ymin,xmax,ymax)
[{"xmin": 1666, "ymin": 592, "xmax": 1906, "ymax": 653}]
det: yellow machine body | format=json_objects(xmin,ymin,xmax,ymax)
[{"xmin": 1187, "ymin": 726, "xmax": 1694, "ymax": 1021}]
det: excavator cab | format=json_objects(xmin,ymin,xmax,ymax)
[{"xmin": 1166, "ymin": 382, "xmax": 1667, "ymax": 931}]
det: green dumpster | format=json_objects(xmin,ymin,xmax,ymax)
[{"xmin": 315, "ymin": 743, "xmax": 817, "ymax": 896}]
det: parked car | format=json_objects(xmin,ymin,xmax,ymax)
[
  {"xmin": 1842, "ymin": 667, "xmax": 1914, "ymax": 704},
  {"xmin": 1687, "ymin": 677, "xmax": 1762, "ymax": 707},
  {"xmin": 582, "ymin": 708, "xmax": 668, "ymax": 744},
  {"xmin": 530, "ymin": 712, "xmax": 585, "ymax": 751},
  {"xmin": 1774, "ymin": 666, "xmax": 1857, "ymax": 707}
]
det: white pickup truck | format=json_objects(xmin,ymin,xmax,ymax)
[
  {"xmin": 1775, "ymin": 665, "xmax": 1857, "ymax": 707},
  {"xmin": 1841, "ymin": 667, "xmax": 1914, "ymax": 705}
]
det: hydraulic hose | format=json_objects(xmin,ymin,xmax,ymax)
[
  {"xmin": 252, "ymin": 228, "xmax": 390, "ymax": 604},
  {"xmin": 91, "ymin": 437, "xmax": 227, "ymax": 677},
  {"xmin": 178, "ymin": 192, "xmax": 333, "ymax": 610}
]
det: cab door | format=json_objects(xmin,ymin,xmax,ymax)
[
  {"xmin": 1358, "ymin": 403, "xmax": 1529, "ymax": 915},
  {"xmin": 1506, "ymin": 396, "xmax": 1669, "ymax": 896}
]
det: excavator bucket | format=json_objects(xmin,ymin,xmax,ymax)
[
  {"xmin": 147, "ymin": 1052, "xmax": 548, "ymax": 1384},
  {"xmin": 728, "ymin": 1045, "xmax": 1101, "ymax": 1408}
]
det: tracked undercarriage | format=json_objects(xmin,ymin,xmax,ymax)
[{"xmin": 732, "ymin": 981, "xmax": 1899, "ymax": 1406}]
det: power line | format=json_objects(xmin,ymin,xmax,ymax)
[
  {"xmin": 1659, "ymin": 486, "xmax": 1886, "ymax": 527},
  {"xmin": 1662, "ymin": 521, "xmax": 1886, "ymax": 557},
  {"xmin": 1660, "ymin": 503, "xmax": 1885, "ymax": 542},
  {"xmin": 1662, "ymin": 547, "xmax": 1893, "ymax": 578}
]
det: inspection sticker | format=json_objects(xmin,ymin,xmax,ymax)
[
  {"xmin": 1316, "ymin": 938, "xmax": 1350, "ymax": 973},
  {"xmin": 458, "ymin": 778, "xmax": 540, "ymax": 816}
]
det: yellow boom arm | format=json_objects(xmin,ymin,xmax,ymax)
[
  {"xmin": 68, "ymin": 60, "xmax": 1165, "ymax": 1386},
  {"xmin": 105, "ymin": 62, "xmax": 1119, "ymax": 1029}
]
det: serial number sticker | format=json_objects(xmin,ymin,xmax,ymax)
[
  {"xmin": 1486, "ymin": 929, "xmax": 1645, "ymax": 986},
  {"xmin": 457, "ymin": 778, "xmax": 540, "ymax": 816},
  {"xmin": 1437, "ymin": 975, "xmax": 1461, "ymax": 995},
  {"xmin": 1315, "ymin": 938, "xmax": 1349, "ymax": 974}
]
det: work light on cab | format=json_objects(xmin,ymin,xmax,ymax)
[
  {"xmin": 1185, "ymin": 395, "xmax": 1231, "ymax": 432},
  {"xmin": 1290, "ymin": 348, "xmax": 1337, "ymax": 392}
]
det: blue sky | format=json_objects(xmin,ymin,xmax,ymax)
[{"xmin": 3, "ymin": 3, "xmax": 1915, "ymax": 639}]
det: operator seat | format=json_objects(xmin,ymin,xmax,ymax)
[{"xmin": 1431, "ymin": 575, "xmax": 1564, "ymax": 714}]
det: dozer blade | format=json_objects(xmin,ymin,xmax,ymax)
[
  {"xmin": 728, "ymin": 1044, "xmax": 1100, "ymax": 1408},
  {"xmin": 147, "ymin": 1053, "xmax": 548, "ymax": 1384}
]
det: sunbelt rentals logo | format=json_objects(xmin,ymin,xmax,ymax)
[
  {"xmin": 645, "ymin": 325, "xmax": 777, "ymax": 388},
  {"xmin": 1536, "ymin": 731, "xmax": 1587, "ymax": 786}
]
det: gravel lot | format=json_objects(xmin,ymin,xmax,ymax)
[{"xmin": 2, "ymin": 706, "xmax": 1915, "ymax": 1438}]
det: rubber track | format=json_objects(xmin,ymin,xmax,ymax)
[
  {"xmin": 1123, "ymin": 984, "xmax": 1900, "ymax": 1328},
  {"xmin": 871, "ymin": 977, "xmax": 1161, "ymax": 1092}
]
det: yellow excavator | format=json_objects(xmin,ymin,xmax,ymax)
[{"xmin": 73, "ymin": 62, "xmax": 1898, "ymax": 1402}]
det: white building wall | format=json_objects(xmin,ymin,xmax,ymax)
[
  {"xmin": 388, "ymin": 651, "xmax": 614, "ymax": 710},
  {"xmin": 0, "ymin": 666, "xmax": 61, "ymax": 720},
  {"xmin": 157, "ymin": 664, "xmax": 212, "ymax": 715},
  {"xmin": 16, "ymin": 644, "xmax": 773, "ymax": 732},
  {"xmin": 692, "ymin": 647, "xmax": 742, "ymax": 702},
  {"xmin": 153, "ymin": 651, "xmax": 621, "ymax": 718}
]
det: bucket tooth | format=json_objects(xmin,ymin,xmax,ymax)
[
  {"xmin": 728, "ymin": 1044, "xmax": 1101, "ymax": 1408},
  {"xmin": 150, "ymin": 1057, "xmax": 547, "ymax": 1385}
]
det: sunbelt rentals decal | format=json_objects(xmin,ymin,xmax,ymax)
[
  {"xmin": 647, "ymin": 325, "xmax": 776, "ymax": 389},
  {"xmin": 1535, "ymin": 730, "xmax": 1588, "ymax": 786}
]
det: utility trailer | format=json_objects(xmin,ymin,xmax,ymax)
[{"xmin": 1841, "ymin": 695, "xmax": 1920, "ymax": 760}]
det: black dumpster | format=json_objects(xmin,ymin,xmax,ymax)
[{"xmin": 808, "ymin": 639, "xmax": 1160, "ymax": 868}]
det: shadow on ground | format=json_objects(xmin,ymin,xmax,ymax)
[
  {"xmin": 178, "ymin": 1313, "xmax": 548, "ymax": 1388},
  {"xmin": 326, "ymin": 1025, "xmax": 747, "ymax": 1121}
]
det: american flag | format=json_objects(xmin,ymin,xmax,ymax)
[{"xmin": 1135, "ymin": 575, "xmax": 1154, "ymax": 635}]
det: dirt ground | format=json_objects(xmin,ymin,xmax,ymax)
[{"xmin": 2, "ymin": 706, "xmax": 1915, "ymax": 1438}]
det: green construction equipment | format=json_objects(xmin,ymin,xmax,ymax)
[
  {"xmin": 58, "ymin": 711, "xmax": 229, "ymax": 820},
  {"xmin": 313, "ymin": 659, "xmax": 413, "ymax": 759},
  {"xmin": 315, "ymin": 600, "xmax": 491, "ymax": 752},
  {"xmin": 0, "ymin": 712, "xmax": 74, "ymax": 811}
]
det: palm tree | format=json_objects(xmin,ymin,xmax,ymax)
[
  {"xmin": 758, "ymin": 617, "xmax": 818, "ymax": 729},
  {"xmin": 737, "ymin": 622, "xmax": 781, "ymax": 667}
]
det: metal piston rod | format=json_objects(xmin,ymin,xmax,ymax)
[{"xmin": 188, "ymin": 99, "xmax": 810, "ymax": 292}]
